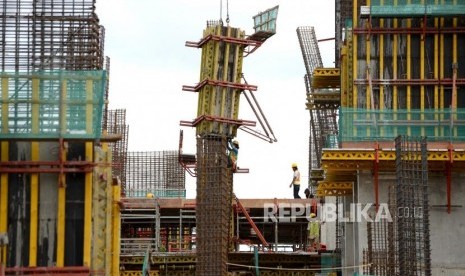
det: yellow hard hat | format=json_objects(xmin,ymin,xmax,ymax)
[
  {"xmin": 291, "ymin": 163, "xmax": 298, "ymax": 168},
  {"xmin": 146, "ymin": 193, "xmax": 154, "ymax": 199},
  {"xmin": 310, "ymin": 213, "xmax": 316, "ymax": 218},
  {"xmin": 233, "ymin": 140, "xmax": 239, "ymax": 146}
]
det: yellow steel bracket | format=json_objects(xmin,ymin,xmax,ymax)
[{"xmin": 316, "ymin": 181, "xmax": 353, "ymax": 197}]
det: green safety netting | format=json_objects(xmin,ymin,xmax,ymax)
[
  {"xmin": 0, "ymin": 70, "xmax": 106, "ymax": 139},
  {"xmin": 368, "ymin": 0, "xmax": 465, "ymax": 17},
  {"xmin": 339, "ymin": 107, "xmax": 465, "ymax": 142}
]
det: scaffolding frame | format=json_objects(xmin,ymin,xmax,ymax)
[{"xmin": 125, "ymin": 151, "xmax": 186, "ymax": 198}]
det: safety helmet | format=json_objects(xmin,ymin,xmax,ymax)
[
  {"xmin": 291, "ymin": 162, "xmax": 298, "ymax": 168},
  {"xmin": 232, "ymin": 140, "xmax": 239, "ymax": 146},
  {"xmin": 146, "ymin": 193, "xmax": 154, "ymax": 199},
  {"xmin": 310, "ymin": 213, "xmax": 316, "ymax": 218}
]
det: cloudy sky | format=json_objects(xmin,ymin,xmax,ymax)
[{"xmin": 95, "ymin": 0, "xmax": 335, "ymax": 199}]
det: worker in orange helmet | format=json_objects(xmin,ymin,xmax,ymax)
[
  {"xmin": 289, "ymin": 163, "xmax": 301, "ymax": 198},
  {"xmin": 227, "ymin": 139, "xmax": 239, "ymax": 172}
]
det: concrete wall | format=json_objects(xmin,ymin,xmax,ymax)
[
  {"xmin": 345, "ymin": 170, "xmax": 465, "ymax": 274},
  {"xmin": 38, "ymin": 142, "xmax": 59, "ymax": 266}
]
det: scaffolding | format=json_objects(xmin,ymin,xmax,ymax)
[
  {"xmin": 107, "ymin": 109, "xmax": 129, "ymax": 194},
  {"xmin": 125, "ymin": 151, "xmax": 186, "ymax": 198},
  {"xmin": 0, "ymin": 0, "xmax": 104, "ymax": 72},
  {"xmin": 297, "ymin": 26, "xmax": 340, "ymax": 178},
  {"xmin": 0, "ymin": 1, "xmax": 119, "ymax": 274}
]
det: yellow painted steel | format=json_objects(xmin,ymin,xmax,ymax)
[
  {"xmin": 105, "ymin": 149, "xmax": 113, "ymax": 276},
  {"xmin": 112, "ymin": 182, "xmax": 121, "ymax": 276},
  {"xmin": 83, "ymin": 142, "xmax": 93, "ymax": 267},
  {"xmin": 316, "ymin": 181, "xmax": 353, "ymax": 197},
  {"xmin": 195, "ymin": 25, "xmax": 245, "ymax": 136},
  {"xmin": 0, "ymin": 79, "xmax": 8, "ymax": 263},
  {"xmin": 440, "ymin": 18, "xmax": 444, "ymax": 137},
  {"xmin": 0, "ymin": 142, "xmax": 8, "ymax": 263},
  {"xmin": 57, "ymin": 186, "xmax": 66, "ymax": 266},
  {"xmin": 311, "ymin": 68, "xmax": 341, "ymax": 89},
  {"xmin": 83, "ymin": 77, "xmax": 94, "ymax": 266},
  {"xmin": 322, "ymin": 149, "xmax": 465, "ymax": 162},
  {"xmin": 29, "ymin": 142, "xmax": 39, "ymax": 266},
  {"xmin": 56, "ymin": 144, "xmax": 66, "ymax": 267},
  {"xmin": 341, "ymin": 46, "xmax": 348, "ymax": 107},
  {"xmin": 29, "ymin": 78, "xmax": 40, "ymax": 266}
]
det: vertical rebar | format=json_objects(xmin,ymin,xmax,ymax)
[
  {"xmin": 196, "ymin": 135, "xmax": 232, "ymax": 276},
  {"xmin": 126, "ymin": 151, "xmax": 186, "ymax": 198},
  {"xmin": 395, "ymin": 135, "xmax": 431, "ymax": 276},
  {"xmin": 107, "ymin": 109, "xmax": 129, "ymax": 194}
]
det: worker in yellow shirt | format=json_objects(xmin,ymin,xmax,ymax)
[
  {"xmin": 308, "ymin": 213, "xmax": 321, "ymax": 252},
  {"xmin": 289, "ymin": 163, "xmax": 301, "ymax": 198}
]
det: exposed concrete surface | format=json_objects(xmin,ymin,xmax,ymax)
[{"xmin": 348, "ymin": 170, "xmax": 465, "ymax": 274}]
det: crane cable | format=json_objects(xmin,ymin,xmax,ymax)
[
  {"xmin": 220, "ymin": 0, "xmax": 230, "ymax": 25},
  {"xmin": 226, "ymin": 0, "xmax": 230, "ymax": 24}
]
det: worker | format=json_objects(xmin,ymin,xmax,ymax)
[
  {"xmin": 304, "ymin": 188, "xmax": 318, "ymax": 215},
  {"xmin": 227, "ymin": 139, "xmax": 239, "ymax": 172},
  {"xmin": 307, "ymin": 213, "xmax": 320, "ymax": 252},
  {"xmin": 289, "ymin": 163, "xmax": 301, "ymax": 198},
  {"xmin": 304, "ymin": 188, "xmax": 311, "ymax": 198}
]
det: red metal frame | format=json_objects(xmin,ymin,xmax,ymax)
[
  {"xmin": 234, "ymin": 195, "xmax": 269, "ymax": 249},
  {"xmin": 182, "ymin": 79, "xmax": 257, "ymax": 92},
  {"xmin": 354, "ymin": 78, "xmax": 465, "ymax": 86},
  {"xmin": 185, "ymin": 34, "xmax": 262, "ymax": 49},
  {"xmin": 5, "ymin": 266, "xmax": 90, "ymax": 275},
  {"xmin": 354, "ymin": 26, "xmax": 465, "ymax": 34},
  {"xmin": 180, "ymin": 115, "xmax": 256, "ymax": 128},
  {"xmin": 0, "ymin": 139, "xmax": 95, "ymax": 175},
  {"xmin": 185, "ymin": 33, "xmax": 265, "ymax": 57},
  {"xmin": 374, "ymin": 142, "xmax": 379, "ymax": 212},
  {"xmin": 178, "ymin": 130, "xmax": 197, "ymax": 177}
]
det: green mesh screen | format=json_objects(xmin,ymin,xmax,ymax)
[
  {"xmin": 371, "ymin": 0, "xmax": 464, "ymax": 5},
  {"xmin": 0, "ymin": 70, "xmax": 105, "ymax": 139},
  {"xmin": 339, "ymin": 108, "xmax": 465, "ymax": 142},
  {"xmin": 368, "ymin": 0, "xmax": 465, "ymax": 16}
]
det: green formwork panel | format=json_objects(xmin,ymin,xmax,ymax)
[
  {"xmin": 0, "ymin": 70, "xmax": 106, "ymax": 139},
  {"xmin": 339, "ymin": 107, "xmax": 465, "ymax": 142}
]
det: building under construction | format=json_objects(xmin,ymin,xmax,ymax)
[{"xmin": 0, "ymin": 0, "xmax": 464, "ymax": 275}]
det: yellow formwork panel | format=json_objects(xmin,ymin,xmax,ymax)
[
  {"xmin": 121, "ymin": 272, "xmax": 160, "ymax": 276},
  {"xmin": 316, "ymin": 181, "xmax": 353, "ymax": 197},
  {"xmin": 322, "ymin": 148, "xmax": 463, "ymax": 162},
  {"xmin": 196, "ymin": 25, "xmax": 245, "ymax": 137},
  {"xmin": 321, "ymin": 148, "xmax": 465, "ymax": 172},
  {"xmin": 311, "ymin": 68, "xmax": 341, "ymax": 89},
  {"xmin": 92, "ymin": 146, "xmax": 115, "ymax": 275}
]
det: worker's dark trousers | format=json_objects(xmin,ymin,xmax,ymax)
[{"xmin": 293, "ymin": 184, "xmax": 301, "ymax": 199}]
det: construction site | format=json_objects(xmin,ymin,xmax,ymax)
[{"xmin": 0, "ymin": 0, "xmax": 464, "ymax": 275}]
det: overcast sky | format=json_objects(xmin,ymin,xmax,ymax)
[{"xmin": 95, "ymin": 0, "xmax": 335, "ymax": 199}]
